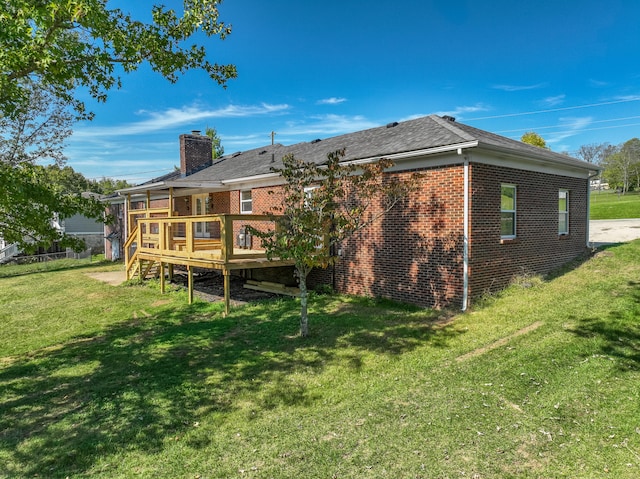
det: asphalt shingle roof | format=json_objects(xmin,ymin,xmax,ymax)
[{"xmin": 171, "ymin": 114, "xmax": 595, "ymax": 185}]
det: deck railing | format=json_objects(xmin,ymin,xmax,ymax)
[{"xmin": 130, "ymin": 214, "xmax": 278, "ymax": 265}]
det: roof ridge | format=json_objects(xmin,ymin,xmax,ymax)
[{"xmin": 429, "ymin": 114, "xmax": 476, "ymax": 142}]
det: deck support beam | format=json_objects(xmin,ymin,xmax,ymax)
[
  {"xmin": 187, "ymin": 266, "xmax": 194, "ymax": 304},
  {"xmin": 159, "ymin": 262, "xmax": 165, "ymax": 294},
  {"xmin": 223, "ymin": 269, "xmax": 231, "ymax": 316}
]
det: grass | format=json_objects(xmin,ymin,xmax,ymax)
[
  {"xmin": 590, "ymin": 189, "xmax": 640, "ymax": 219},
  {"xmin": 1, "ymin": 246, "xmax": 640, "ymax": 478}
]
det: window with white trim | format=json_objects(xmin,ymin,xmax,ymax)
[
  {"xmin": 500, "ymin": 184, "xmax": 516, "ymax": 239},
  {"xmin": 558, "ymin": 189, "xmax": 569, "ymax": 235},
  {"xmin": 240, "ymin": 190, "xmax": 252, "ymax": 214}
]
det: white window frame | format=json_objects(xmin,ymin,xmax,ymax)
[
  {"xmin": 240, "ymin": 190, "xmax": 252, "ymax": 214},
  {"xmin": 193, "ymin": 193, "xmax": 211, "ymax": 238},
  {"xmin": 500, "ymin": 184, "xmax": 517, "ymax": 239},
  {"xmin": 558, "ymin": 189, "xmax": 569, "ymax": 235}
]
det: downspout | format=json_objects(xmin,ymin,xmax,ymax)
[
  {"xmin": 462, "ymin": 154, "xmax": 470, "ymax": 311},
  {"xmin": 587, "ymin": 170, "xmax": 600, "ymax": 248}
]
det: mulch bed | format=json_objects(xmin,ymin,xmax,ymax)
[{"xmin": 171, "ymin": 269, "xmax": 278, "ymax": 304}]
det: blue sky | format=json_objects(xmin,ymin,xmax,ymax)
[{"xmin": 66, "ymin": 0, "xmax": 640, "ymax": 183}]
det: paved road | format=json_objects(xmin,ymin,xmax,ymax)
[{"xmin": 590, "ymin": 219, "xmax": 640, "ymax": 246}]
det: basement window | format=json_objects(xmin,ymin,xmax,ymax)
[
  {"xmin": 558, "ymin": 189, "xmax": 569, "ymax": 235},
  {"xmin": 240, "ymin": 190, "xmax": 252, "ymax": 214},
  {"xmin": 500, "ymin": 184, "xmax": 516, "ymax": 239}
]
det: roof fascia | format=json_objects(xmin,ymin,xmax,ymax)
[
  {"xmin": 117, "ymin": 182, "xmax": 168, "ymax": 194},
  {"xmin": 476, "ymin": 143, "xmax": 600, "ymax": 176},
  {"xmin": 471, "ymin": 146, "xmax": 599, "ymax": 179},
  {"xmin": 344, "ymin": 141, "xmax": 479, "ymax": 166},
  {"xmin": 221, "ymin": 172, "xmax": 282, "ymax": 186}
]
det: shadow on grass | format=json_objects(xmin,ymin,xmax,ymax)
[
  {"xmin": 569, "ymin": 280, "xmax": 640, "ymax": 371},
  {"xmin": 0, "ymin": 258, "xmax": 113, "ymax": 279},
  {"xmin": 0, "ymin": 294, "xmax": 463, "ymax": 477}
]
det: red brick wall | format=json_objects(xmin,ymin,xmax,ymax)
[
  {"xmin": 223, "ymin": 162, "xmax": 588, "ymax": 309},
  {"xmin": 468, "ymin": 163, "xmax": 588, "ymax": 298},
  {"xmin": 308, "ymin": 166, "xmax": 466, "ymax": 308},
  {"xmin": 211, "ymin": 192, "xmax": 230, "ymax": 214}
]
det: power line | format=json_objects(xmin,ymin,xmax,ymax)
[
  {"xmin": 467, "ymin": 97, "xmax": 640, "ymax": 121},
  {"xmin": 86, "ymin": 168, "xmax": 173, "ymax": 181},
  {"xmin": 496, "ymin": 115, "xmax": 640, "ymax": 134}
]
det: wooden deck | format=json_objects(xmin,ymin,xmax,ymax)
[{"xmin": 124, "ymin": 213, "xmax": 294, "ymax": 313}]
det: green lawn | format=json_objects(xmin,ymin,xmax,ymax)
[
  {"xmin": 590, "ymin": 189, "xmax": 640, "ymax": 219},
  {"xmin": 1, "ymin": 246, "xmax": 640, "ymax": 478}
]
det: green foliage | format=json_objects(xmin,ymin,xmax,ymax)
[
  {"xmin": 520, "ymin": 131, "xmax": 549, "ymax": 149},
  {"xmin": 2, "ymin": 242, "xmax": 640, "ymax": 477},
  {"xmin": 0, "ymin": 0, "xmax": 237, "ymax": 117},
  {"xmin": 0, "ymin": 83, "xmax": 108, "ymax": 251},
  {"xmin": 0, "ymin": 162, "xmax": 105, "ymax": 251},
  {"xmin": 250, "ymin": 149, "xmax": 417, "ymax": 336},
  {"xmin": 205, "ymin": 126, "xmax": 225, "ymax": 159},
  {"xmin": 602, "ymin": 138, "xmax": 640, "ymax": 193}
]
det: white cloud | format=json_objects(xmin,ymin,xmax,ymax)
[
  {"xmin": 279, "ymin": 114, "xmax": 379, "ymax": 137},
  {"xmin": 612, "ymin": 94, "xmax": 640, "ymax": 102},
  {"xmin": 547, "ymin": 116, "xmax": 593, "ymax": 144},
  {"xmin": 73, "ymin": 103, "xmax": 291, "ymax": 138},
  {"xmin": 589, "ymin": 79, "xmax": 609, "ymax": 87},
  {"xmin": 432, "ymin": 104, "xmax": 490, "ymax": 119},
  {"xmin": 493, "ymin": 83, "xmax": 547, "ymax": 92},
  {"xmin": 540, "ymin": 95, "xmax": 566, "ymax": 107},
  {"xmin": 316, "ymin": 97, "xmax": 347, "ymax": 105}
]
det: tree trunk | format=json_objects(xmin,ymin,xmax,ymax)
[
  {"xmin": 299, "ymin": 271, "xmax": 309, "ymax": 337},
  {"xmin": 296, "ymin": 264, "xmax": 310, "ymax": 337}
]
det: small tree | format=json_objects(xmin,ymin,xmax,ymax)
[
  {"xmin": 251, "ymin": 149, "xmax": 417, "ymax": 337},
  {"xmin": 521, "ymin": 131, "xmax": 549, "ymax": 149},
  {"xmin": 205, "ymin": 126, "xmax": 225, "ymax": 159}
]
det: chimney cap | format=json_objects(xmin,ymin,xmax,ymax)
[{"xmin": 191, "ymin": 130, "xmax": 201, "ymax": 135}]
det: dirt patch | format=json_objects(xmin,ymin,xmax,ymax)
[
  {"xmin": 456, "ymin": 321, "xmax": 544, "ymax": 362},
  {"xmin": 85, "ymin": 271, "xmax": 127, "ymax": 286}
]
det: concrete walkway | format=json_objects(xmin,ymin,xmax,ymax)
[{"xmin": 590, "ymin": 219, "xmax": 640, "ymax": 246}]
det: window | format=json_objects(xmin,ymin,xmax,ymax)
[
  {"xmin": 558, "ymin": 190, "xmax": 569, "ymax": 235},
  {"xmin": 501, "ymin": 184, "xmax": 516, "ymax": 238},
  {"xmin": 240, "ymin": 190, "xmax": 252, "ymax": 214}
]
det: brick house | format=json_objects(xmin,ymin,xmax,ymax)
[{"xmin": 106, "ymin": 115, "xmax": 598, "ymax": 311}]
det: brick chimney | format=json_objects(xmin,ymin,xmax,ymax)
[{"xmin": 180, "ymin": 130, "xmax": 213, "ymax": 177}]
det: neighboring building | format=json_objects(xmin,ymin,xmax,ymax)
[
  {"xmin": 60, "ymin": 214, "xmax": 104, "ymax": 253},
  {"xmin": 0, "ymin": 201, "xmax": 104, "ymax": 263},
  {"xmin": 105, "ymin": 115, "xmax": 598, "ymax": 310}
]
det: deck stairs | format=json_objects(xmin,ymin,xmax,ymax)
[{"xmin": 125, "ymin": 225, "xmax": 164, "ymax": 280}]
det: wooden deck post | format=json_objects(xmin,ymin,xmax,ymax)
[
  {"xmin": 159, "ymin": 262, "xmax": 165, "ymax": 294},
  {"xmin": 223, "ymin": 269, "xmax": 231, "ymax": 316},
  {"xmin": 187, "ymin": 266, "xmax": 194, "ymax": 304}
]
